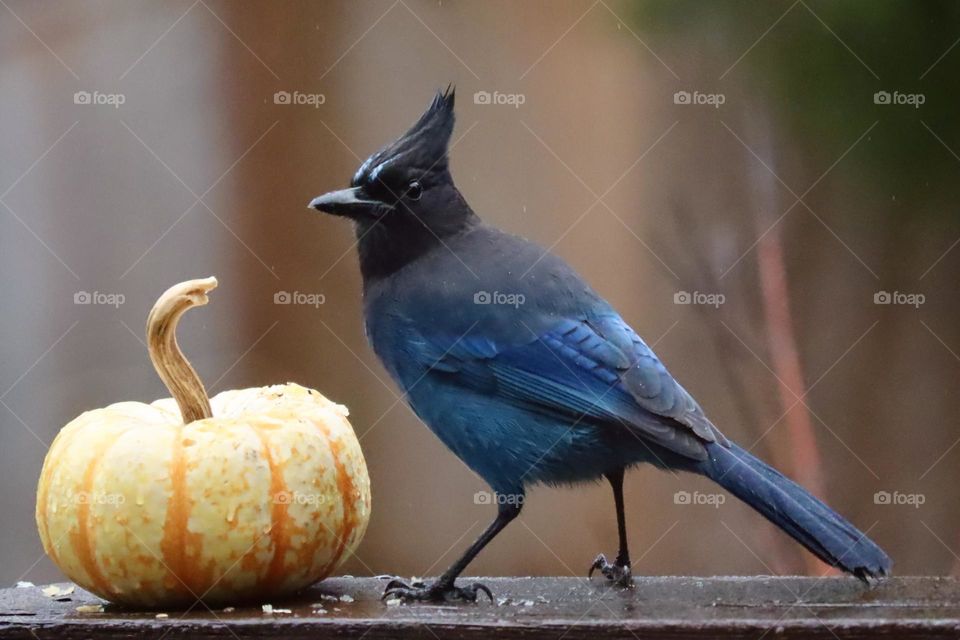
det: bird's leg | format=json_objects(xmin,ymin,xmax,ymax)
[
  {"xmin": 589, "ymin": 469, "xmax": 633, "ymax": 587},
  {"xmin": 383, "ymin": 495, "xmax": 522, "ymax": 603}
]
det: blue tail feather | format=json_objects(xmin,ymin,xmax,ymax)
[{"xmin": 701, "ymin": 442, "xmax": 891, "ymax": 580}]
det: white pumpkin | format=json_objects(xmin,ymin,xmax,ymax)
[{"xmin": 36, "ymin": 278, "xmax": 370, "ymax": 607}]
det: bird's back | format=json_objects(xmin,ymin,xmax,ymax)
[{"xmin": 363, "ymin": 224, "xmax": 605, "ymax": 380}]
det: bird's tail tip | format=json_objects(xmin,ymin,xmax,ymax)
[{"xmin": 701, "ymin": 442, "xmax": 892, "ymax": 580}]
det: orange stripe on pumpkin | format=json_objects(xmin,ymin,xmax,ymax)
[
  {"xmin": 160, "ymin": 427, "xmax": 201, "ymax": 599},
  {"xmin": 290, "ymin": 424, "xmax": 334, "ymax": 578},
  {"xmin": 253, "ymin": 425, "xmax": 290, "ymax": 589},
  {"xmin": 314, "ymin": 422, "xmax": 358, "ymax": 578},
  {"xmin": 69, "ymin": 432, "xmax": 121, "ymax": 600}
]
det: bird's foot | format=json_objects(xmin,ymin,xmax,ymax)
[
  {"xmin": 588, "ymin": 553, "xmax": 633, "ymax": 587},
  {"xmin": 381, "ymin": 578, "xmax": 494, "ymax": 603}
]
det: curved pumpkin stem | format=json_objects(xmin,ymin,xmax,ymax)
[{"xmin": 146, "ymin": 277, "xmax": 218, "ymax": 423}]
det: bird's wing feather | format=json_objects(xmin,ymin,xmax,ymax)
[{"xmin": 416, "ymin": 311, "xmax": 725, "ymax": 460}]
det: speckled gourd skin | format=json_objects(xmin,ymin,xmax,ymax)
[{"xmin": 36, "ymin": 383, "xmax": 370, "ymax": 607}]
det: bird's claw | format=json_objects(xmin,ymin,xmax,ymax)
[
  {"xmin": 588, "ymin": 553, "xmax": 633, "ymax": 587},
  {"xmin": 382, "ymin": 578, "xmax": 494, "ymax": 603},
  {"xmin": 382, "ymin": 578, "xmax": 426, "ymax": 593}
]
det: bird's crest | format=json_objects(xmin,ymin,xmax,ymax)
[{"xmin": 353, "ymin": 86, "xmax": 456, "ymax": 186}]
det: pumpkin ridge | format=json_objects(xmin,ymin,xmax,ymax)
[
  {"xmin": 253, "ymin": 424, "xmax": 290, "ymax": 590},
  {"xmin": 289, "ymin": 428, "xmax": 333, "ymax": 578},
  {"xmin": 37, "ymin": 420, "xmax": 87, "ymax": 568},
  {"xmin": 160, "ymin": 426, "xmax": 199, "ymax": 599},
  {"xmin": 69, "ymin": 431, "xmax": 123, "ymax": 600},
  {"xmin": 314, "ymin": 422, "xmax": 358, "ymax": 578}
]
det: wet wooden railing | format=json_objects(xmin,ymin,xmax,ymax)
[{"xmin": 2, "ymin": 576, "xmax": 958, "ymax": 639}]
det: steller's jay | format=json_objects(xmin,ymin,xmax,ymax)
[{"xmin": 308, "ymin": 88, "xmax": 891, "ymax": 602}]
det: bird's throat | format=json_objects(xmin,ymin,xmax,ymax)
[{"xmin": 355, "ymin": 202, "xmax": 479, "ymax": 284}]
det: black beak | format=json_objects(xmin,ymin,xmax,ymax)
[{"xmin": 308, "ymin": 187, "xmax": 381, "ymax": 218}]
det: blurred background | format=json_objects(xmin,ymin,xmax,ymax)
[{"xmin": 2, "ymin": 0, "xmax": 958, "ymax": 586}]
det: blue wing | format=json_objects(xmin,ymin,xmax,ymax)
[{"xmin": 415, "ymin": 311, "xmax": 727, "ymax": 461}]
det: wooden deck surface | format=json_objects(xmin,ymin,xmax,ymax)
[{"xmin": 2, "ymin": 576, "xmax": 959, "ymax": 639}]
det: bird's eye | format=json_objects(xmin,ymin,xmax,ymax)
[{"xmin": 406, "ymin": 180, "xmax": 422, "ymax": 201}]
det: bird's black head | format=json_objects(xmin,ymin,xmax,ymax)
[{"xmin": 309, "ymin": 86, "xmax": 478, "ymax": 282}]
